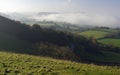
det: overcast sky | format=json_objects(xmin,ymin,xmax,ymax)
[
  {"xmin": 0, "ymin": 0, "xmax": 120, "ymax": 27},
  {"xmin": 0, "ymin": 0, "xmax": 119, "ymax": 14}
]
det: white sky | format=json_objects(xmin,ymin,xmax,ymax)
[{"xmin": 0, "ymin": 0, "xmax": 120, "ymax": 27}]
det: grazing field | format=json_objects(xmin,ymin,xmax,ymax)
[
  {"xmin": 79, "ymin": 30, "xmax": 108, "ymax": 39},
  {"xmin": 0, "ymin": 51, "xmax": 120, "ymax": 75},
  {"xmin": 78, "ymin": 29, "xmax": 120, "ymax": 48},
  {"xmin": 98, "ymin": 39, "xmax": 120, "ymax": 47}
]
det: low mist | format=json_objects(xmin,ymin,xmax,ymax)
[
  {"xmin": 1, "ymin": 12, "xmax": 120, "ymax": 28},
  {"xmin": 31, "ymin": 12, "xmax": 120, "ymax": 28}
]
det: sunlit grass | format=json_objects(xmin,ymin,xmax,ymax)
[
  {"xmin": 0, "ymin": 51, "xmax": 119, "ymax": 75},
  {"xmin": 79, "ymin": 30, "xmax": 108, "ymax": 39},
  {"xmin": 98, "ymin": 38, "xmax": 120, "ymax": 47}
]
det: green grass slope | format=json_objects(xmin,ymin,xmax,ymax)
[
  {"xmin": 78, "ymin": 29, "xmax": 120, "ymax": 48},
  {"xmin": 0, "ymin": 51, "xmax": 120, "ymax": 75},
  {"xmin": 0, "ymin": 32, "xmax": 32, "ymax": 51},
  {"xmin": 98, "ymin": 39, "xmax": 120, "ymax": 47},
  {"xmin": 79, "ymin": 30, "xmax": 108, "ymax": 39}
]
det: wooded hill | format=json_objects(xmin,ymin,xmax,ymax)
[{"xmin": 0, "ymin": 15, "xmax": 120, "ymax": 65}]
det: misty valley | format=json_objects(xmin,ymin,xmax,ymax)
[{"xmin": 0, "ymin": 0, "xmax": 120, "ymax": 75}]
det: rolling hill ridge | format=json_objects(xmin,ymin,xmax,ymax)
[{"xmin": 0, "ymin": 15, "xmax": 120, "ymax": 65}]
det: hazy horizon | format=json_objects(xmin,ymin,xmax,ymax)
[{"xmin": 0, "ymin": 0, "xmax": 120, "ymax": 27}]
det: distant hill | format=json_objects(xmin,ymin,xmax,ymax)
[
  {"xmin": 35, "ymin": 21, "xmax": 95, "ymax": 32},
  {"xmin": 0, "ymin": 12, "xmax": 96, "ymax": 31},
  {"xmin": 78, "ymin": 28, "xmax": 120, "ymax": 48}
]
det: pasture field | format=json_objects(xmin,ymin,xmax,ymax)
[
  {"xmin": 79, "ymin": 30, "xmax": 108, "ymax": 39},
  {"xmin": 0, "ymin": 51, "xmax": 120, "ymax": 75},
  {"xmin": 98, "ymin": 38, "xmax": 120, "ymax": 47},
  {"xmin": 78, "ymin": 29, "xmax": 120, "ymax": 48}
]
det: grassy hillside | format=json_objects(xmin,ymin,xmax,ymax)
[
  {"xmin": 0, "ymin": 51, "xmax": 120, "ymax": 75},
  {"xmin": 79, "ymin": 29, "xmax": 118, "ymax": 39},
  {"xmin": 78, "ymin": 29, "xmax": 120, "ymax": 48},
  {"xmin": 98, "ymin": 39, "xmax": 120, "ymax": 47},
  {"xmin": 79, "ymin": 30, "xmax": 108, "ymax": 39},
  {"xmin": 0, "ymin": 32, "xmax": 32, "ymax": 51}
]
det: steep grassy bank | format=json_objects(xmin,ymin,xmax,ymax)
[{"xmin": 0, "ymin": 51, "xmax": 120, "ymax": 75}]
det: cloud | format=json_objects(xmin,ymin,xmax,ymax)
[
  {"xmin": 31, "ymin": 12, "xmax": 120, "ymax": 28},
  {"xmin": 67, "ymin": 0, "xmax": 72, "ymax": 2}
]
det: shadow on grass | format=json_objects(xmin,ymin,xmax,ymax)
[{"xmin": 0, "ymin": 49, "xmax": 120, "ymax": 66}]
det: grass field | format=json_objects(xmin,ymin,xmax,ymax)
[
  {"xmin": 98, "ymin": 39, "xmax": 120, "ymax": 47},
  {"xmin": 0, "ymin": 51, "xmax": 120, "ymax": 75},
  {"xmin": 0, "ymin": 32, "xmax": 32, "ymax": 51},
  {"xmin": 79, "ymin": 30, "xmax": 108, "ymax": 39},
  {"xmin": 78, "ymin": 29, "xmax": 120, "ymax": 48}
]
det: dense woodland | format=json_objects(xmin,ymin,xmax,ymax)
[
  {"xmin": 0, "ymin": 15, "xmax": 120, "ymax": 65},
  {"xmin": 105, "ymin": 32, "xmax": 120, "ymax": 38}
]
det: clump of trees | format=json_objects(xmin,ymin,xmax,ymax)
[
  {"xmin": 105, "ymin": 32, "xmax": 120, "ymax": 38},
  {"xmin": 33, "ymin": 43, "xmax": 78, "ymax": 61}
]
